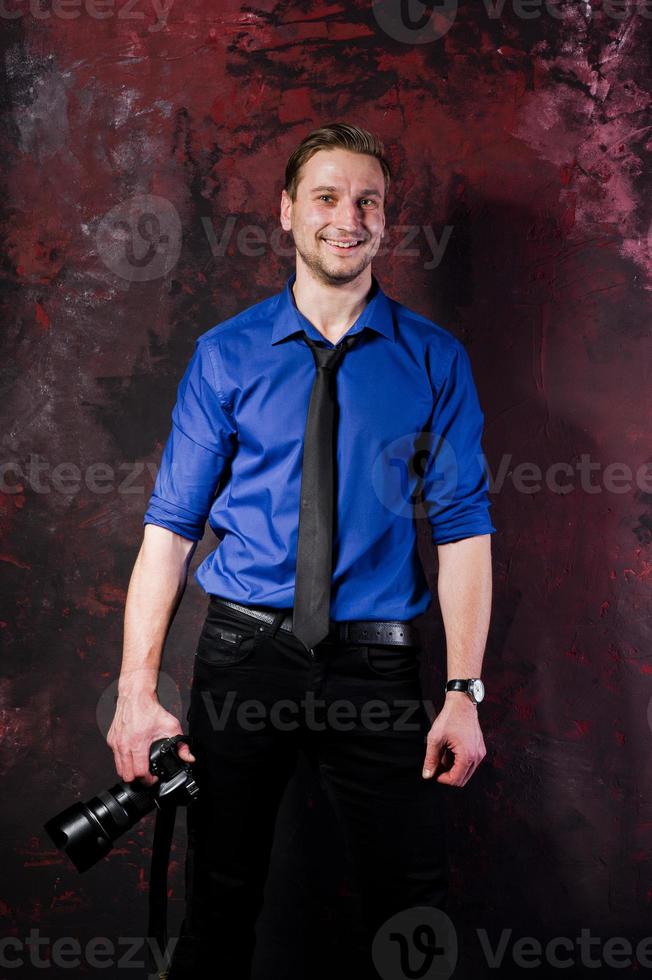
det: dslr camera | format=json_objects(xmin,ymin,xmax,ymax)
[{"xmin": 44, "ymin": 734, "xmax": 198, "ymax": 872}]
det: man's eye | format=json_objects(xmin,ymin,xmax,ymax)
[{"xmin": 318, "ymin": 196, "xmax": 376, "ymax": 206}]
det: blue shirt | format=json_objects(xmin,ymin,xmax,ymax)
[{"xmin": 143, "ymin": 272, "xmax": 496, "ymax": 620}]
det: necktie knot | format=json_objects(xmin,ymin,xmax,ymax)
[{"xmin": 303, "ymin": 333, "xmax": 358, "ymax": 371}]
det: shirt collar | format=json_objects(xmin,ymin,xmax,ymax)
[{"xmin": 271, "ymin": 271, "xmax": 396, "ymax": 346}]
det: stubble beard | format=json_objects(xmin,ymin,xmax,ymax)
[{"xmin": 293, "ymin": 234, "xmax": 375, "ymax": 287}]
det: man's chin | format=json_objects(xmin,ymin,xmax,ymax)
[{"xmin": 303, "ymin": 253, "xmax": 371, "ymax": 285}]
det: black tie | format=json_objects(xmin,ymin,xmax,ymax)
[{"xmin": 292, "ymin": 333, "xmax": 359, "ymax": 652}]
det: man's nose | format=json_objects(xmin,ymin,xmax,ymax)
[{"xmin": 333, "ymin": 198, "xmax": 364, "ymax": 232}]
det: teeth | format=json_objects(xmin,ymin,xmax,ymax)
[{"xmin": 325, "ymin": 239, "xmax": 360, "ymax": 248}]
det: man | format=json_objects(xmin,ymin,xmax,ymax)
[{"xmin": 107, "ymin": 122, "xmax": 495, "ymax": 979}]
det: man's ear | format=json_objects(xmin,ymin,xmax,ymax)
[{"xmin": 280, "ymin": 188, "xmax": 292, "ymax": 232}]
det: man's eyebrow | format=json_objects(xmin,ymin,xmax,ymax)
[{"xmin": 309, "ymin": 185, "xmax": 383, "ymax": 198}]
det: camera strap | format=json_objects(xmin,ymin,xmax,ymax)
[{"xmin": 147, "ymin": 801, "xmax": 178, "ymax": 979}]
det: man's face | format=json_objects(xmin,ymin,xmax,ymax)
[{"xmin": 280, "ymin": 148, "xmax": 386, "ymax": 286}]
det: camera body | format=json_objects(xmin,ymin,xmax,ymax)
[
  {"xmin": 44, "ymin": 735, "xmax": 198, "ymax": 873},
  {"xmin": 149, "ymin": 734, "xmax": 199, "ymax": 803}
]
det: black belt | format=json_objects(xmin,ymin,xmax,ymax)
[{"xmin": 209, "ymin": 596, "xmax": 420, "ymax": 647}]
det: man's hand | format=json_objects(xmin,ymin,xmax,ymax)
[
  {"xmin": 422, "ymin": 693, "xmax": 486, "ymax": 786},
  {"xmin": 107, "ymin": 690, "xmax": 196, "ymax": 787}
]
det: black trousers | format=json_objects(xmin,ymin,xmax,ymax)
[{"xmin": 167, "ymin": 599, "xmax": 449, "ymax": 979}]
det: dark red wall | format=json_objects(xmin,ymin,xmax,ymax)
[{"xmin": 2, "ymin": 2, "xmax": 651, "ymax": 977}]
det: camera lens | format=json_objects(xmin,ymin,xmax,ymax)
[{"xmin": 44, "ymin": 781, "xmax": 156, "ymax": 872}]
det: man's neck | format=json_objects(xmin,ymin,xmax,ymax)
[{"xmin": 291, "ymin": 265, "xmax": 374, "ymax": 345}]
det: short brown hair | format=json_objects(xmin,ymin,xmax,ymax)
[{"xmin": 284, "ymin": 122, "xmax": 391, "ymax": 202}]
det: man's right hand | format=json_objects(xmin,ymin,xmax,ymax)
[{"xmin": 107, "ymin": 690, "xmax": 196, "ymax": 787}]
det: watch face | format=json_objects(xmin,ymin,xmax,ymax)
[{"xmin": 471, "ymin": 679, "xmax": 485, "ymax": 702}]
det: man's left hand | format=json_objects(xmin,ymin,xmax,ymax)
[{"xmin": 422, "ymin": 694, "xmax": 486, "ymax": 786}]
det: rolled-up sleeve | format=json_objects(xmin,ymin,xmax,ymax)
[
  {"xmin": 423, "ymin": 341, "xmax": 496, "ymax": 545},
  {"xmin": 143, "ymin": 338, "xmax": 236, "ymax": 541}
]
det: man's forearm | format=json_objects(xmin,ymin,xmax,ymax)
[
  {"xmin": 436, "ymin": 534, "xmax": 493, "ymax": 686},
  {"xmin": 422, "ymin": 533, "xmax": 492, "ymax": 784},
  {"xmin": 118, "ymin": 524, "xmax": 197, "ymax": 698}
]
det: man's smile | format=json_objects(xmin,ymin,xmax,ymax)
[{"xmin": 321, "ymin": 236, "xmax": 365, "ymax": 253}]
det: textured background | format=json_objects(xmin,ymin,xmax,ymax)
[{"xmin": 2, "ymin": 1, "xmax": 651, "ymax": 977}]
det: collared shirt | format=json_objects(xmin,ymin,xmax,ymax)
[{"xmin": 143, "ymin": 272, "xmax": 496, "ymax": 620}]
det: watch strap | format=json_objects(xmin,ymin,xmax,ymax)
[{"xmin": 445, "ymin": 679, "xmax": 472, "ymax": 693}]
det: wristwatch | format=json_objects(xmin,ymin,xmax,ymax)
[{"xmin": 445, "ymin": 678, "xmax": 485, "ymax": 706}]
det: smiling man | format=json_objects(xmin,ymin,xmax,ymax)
[{"xmin": 107, "ymin": 123, "xmax": 496, "ymax": 979}]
